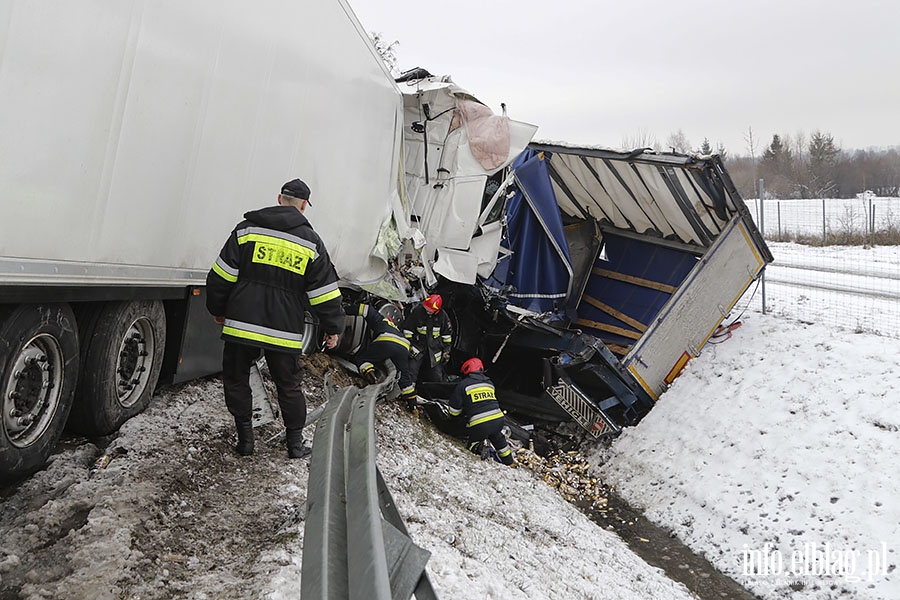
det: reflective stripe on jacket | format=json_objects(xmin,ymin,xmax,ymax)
[
  {"xmin": 206, "ymin": 205, "xmax": 344, "ymax": 354},
  {"xmin": 449, "ymin": 372, "xmax": 503, "ymax": 428},
  {"xmin": 401, "ymin": 303, "xmax": 452, "ymax": 367}
]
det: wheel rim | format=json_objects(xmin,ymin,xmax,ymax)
[
  {"xmin": 3, "ymin": 333, "xmax": 64, "ymax": 448},
  {"xmin": 115, "ymin": 317, "xmax": 156, "ymax": 408}
]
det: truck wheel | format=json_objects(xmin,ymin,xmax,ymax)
[
  {"xmin": 0, "ymin": 304, "xmax": 79, "ymax": 482},
  {"xmin": 69, "ymin": 300, "xmax": 166, "ymax": 436}
]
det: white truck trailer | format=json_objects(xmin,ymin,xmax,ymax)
[{"xmin": 0, "ymin": 0, "xmax": 406, "ymax": 481}]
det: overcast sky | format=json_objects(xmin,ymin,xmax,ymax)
[{"xmin": 349, "ymin": 0, "xmax": 900, "ymax": 156}]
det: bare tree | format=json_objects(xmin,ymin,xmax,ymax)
[
  {"xmin": 621, "ymin": 129, "xmax": 658, "ymax": 152},
  {"xmin": 369, "ymin": 32, "xmax": 399, "ymax": 74},
  {"xmin": 665, "ymin": 129, "xmax": 691, "ymax": 153},
  {"xmin": 744, "ymin": 126, "xmax": 758, "ymax": 161}
]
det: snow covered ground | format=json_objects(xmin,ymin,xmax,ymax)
[
  {"xmin": 757, "ymin": 242, "xmax": 900, "ymax": 338},
  {"xmin": 1, "ymin": 246, "xmax": 898, "ymax": 599},
  {"xmin": 598, "ymin": 279, "xmax": 900, "ymax": 598},
  {"xmin": 0, "ymin": 357, "xmax": 695, "ymax": 599},
  {"xmin": 598, "ymin": 311, "xmax": 899, "ymax": 599}
]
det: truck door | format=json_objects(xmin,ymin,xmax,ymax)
[{"xmin": 622, "ymin": 216, "xmax": 767, "ymax": 400}]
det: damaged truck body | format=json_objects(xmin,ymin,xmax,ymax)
[
  {"xmin": 356, "ymin": 70, "xmax": 774, "ymax": 439},
  {"xmin": 1, "ymin": 0, "xmax": 771, "ymax": 481},
  {"xmin": 428, "ymin": 143, "xmax": 774, "ymax": 437}
]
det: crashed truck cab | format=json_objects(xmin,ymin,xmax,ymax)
[
  {"xmin": 338, "ymin": 70, "xmax": 773, "ymax": 439},
  {"xmin": 434, "ymin": 143, "xmax": 774, "ymax": 438}
]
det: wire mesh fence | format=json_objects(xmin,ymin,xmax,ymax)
[{"xmin": 740, "ymin": 197, "xmax": 900, "ymax": 338}]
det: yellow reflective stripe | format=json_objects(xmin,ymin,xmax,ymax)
[
  {"xmin": 497, "ymin": 446, "xmax": 512, "ymax": 457},
  {"xmin": 447, "ymin": 406, "xmax": 462, "ymax": 416},
  {"xmin": 212, "ymin": 262, "xmax": 238, "ymax": 283},
  {"xmin": 222, "ymin": 326, "xmax": 303, "ymax": 349},
  {"xmin": 401, "ymin": 384, "xmax": 415, "ymax": 395},
  {"xmin": 309, "ymin": 287, "xmax": 341, "ymax": 306},
  {"xmin": 467, "ymin": 410, "xmax": 503, "ymax": 427},
  {"xmin": 374, "ymin": 333, "xmax": 410, "ymax": 349},
  {"xmin": 358, "ymin": 305, "xmax": 367, "ymax": 316}
]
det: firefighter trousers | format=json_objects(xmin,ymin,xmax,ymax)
[
  {"xmin": 353, "ymin": 340, "xmax": 414, "ymax": 390},
  {"xmin": 222, "ymin": 342, "xmax": 307, "ymax": 430},
  {"xmin": 466, "ymin": 418, "xmax": 514, "ymax": 466}
]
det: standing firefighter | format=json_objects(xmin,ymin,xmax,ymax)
[
  {"xmin": 206, "ymin": 178, "xmax": 344, "ymax": 459},
  {"xmin": 400, "ymin": 293, "xmax": 452, "ymax": 409},
  {"xmin": 347, "ymin": 303, "xmax": 414, "ymax": 398},
  {"xmin": 448, "ymin": 358, "xmax": 514, "ymax": 466}
]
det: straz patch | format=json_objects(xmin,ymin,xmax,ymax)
[
  {"xmin": 467, "ymin": 386, "xmax": 496, "ymax": 403},
  {"xmin": 252, "ymin": 241, "xmax": 314, "ymax": 275}
]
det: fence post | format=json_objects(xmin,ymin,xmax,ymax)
[
  {"xmin": 822, "ymin": 198, "xmax": 826, "ymax": 242},
  {"xmin": 777, "ymin": 201, "xmax": 782, "ymax": 239},
  {"xmin": 870, "ymin": 198, "xmax": 875, "ymax": 244},
  {"xmin": 759, "ymin": 179, "xmax": 766, "ymax": 315}
]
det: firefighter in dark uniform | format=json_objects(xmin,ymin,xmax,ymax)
[
  {"xmin": 206, "ymin": 178, "xmax": 344, "ymax": 459},
  {"xmin": 347, "ymin": 303, "xmax": 415, "ymax": 398},
  {"xmin": 447, "ymin": 357, "xmax": 514, "ymax": 466},
  {"xmin": 400, "ymin": 294, "xmax": 452, "ymax": 409}
]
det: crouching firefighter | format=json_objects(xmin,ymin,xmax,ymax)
[
  {"xmin": 447, "ymin": 358, "xmax": 515, "ymax": 466},
  {"xmin": 400, "ymin": 293, "xmax": 452, "ymax": 410},
  {"xmin": 347, "ymin": 303, "xmax": 414, "ymax": 398}
]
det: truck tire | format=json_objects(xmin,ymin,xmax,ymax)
[
  {"xmin": 0, "ymin": 304, "xmax": 80, "ymax": 483},
  {"xmin": 68, "ymin": 300, "xmax": 166, "ymax": 436}
]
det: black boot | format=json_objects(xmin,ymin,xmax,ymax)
[
  {"xmin": 400, "ymin": 392, "xmax": 418, "ymax": 412},
  {"xmin": 286, "ymin": 428, "xmax": 311, "ymax": 459},
  {"xmin": 234, "ymin": 418, "xmax": 255, "ymax": 456}
]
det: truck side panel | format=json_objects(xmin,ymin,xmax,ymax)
[
  {"xmin": 0, "ymin": 0, "xmax": 401, "ymax": 285},
  {"xmin": 622, "ymin": 216, "xmax": 766, "ymax": 399}
]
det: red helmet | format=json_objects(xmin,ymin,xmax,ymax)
[
  {"xmin": 423, "ymin": 294, "xmax": 443, "ymax": 313},
  {"xmin": 461, "ymin": 357, "xmax": 484, "ymax": 375}
]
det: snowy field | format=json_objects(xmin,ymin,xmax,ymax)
[
  {"xmin": 757, "ymin": 242, "xmax": 900, "ymax": 338},
  {"xmin": 747, "ymin": 197, "xmax": 900, "ymax": 238}
]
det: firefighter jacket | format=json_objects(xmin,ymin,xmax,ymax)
[
  {"xmin": 400, "ymin": 304, "xmax": 452, "ymax": 368},
  {"xmin": 350, "ymin": 303, "xmax": 409, "ymax": 351},
  {"xmin": 448, "ymin": 371, "xmax": 504, "ymax": 428},
  {"xmin": 206, "ymin": 205, "xmax": 344, "ymax": 354}
]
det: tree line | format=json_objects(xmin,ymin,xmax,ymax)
[{"xmin": 643, "ymin": 129, "xmax": 900, "ymax": 200}]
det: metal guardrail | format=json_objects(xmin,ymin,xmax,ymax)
[{"xmin": 301, "ymin": 364, "xmax": 438, "ymax": 600}]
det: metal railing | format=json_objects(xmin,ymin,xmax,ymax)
[{"xmin": 301, "ymin": 365, "xmax": 438, "ymax": 600}]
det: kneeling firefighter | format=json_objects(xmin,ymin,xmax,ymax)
[
  {"xmin": 347, "ymin": 303, "xmax": 414, "ymax": 397},
  {"xmin": 447, "ymin": 358, "xmax": 515, "ymax": 466}
]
